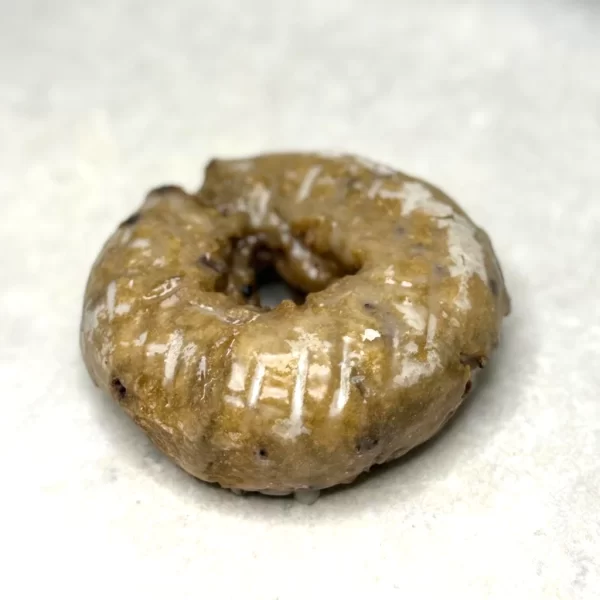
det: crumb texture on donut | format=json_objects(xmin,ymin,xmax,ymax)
[{"xmin": 80, "ymin": 153, "xmax": 510, "ymax": 493}]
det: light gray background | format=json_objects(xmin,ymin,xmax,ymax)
[{"xmin": 1, "ymin": 1, "xmax": 599, "ymax": 598}]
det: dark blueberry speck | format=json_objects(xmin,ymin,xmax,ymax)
[
  {"xmin": 463, "ymin": 379, "xmax": 473, "ymax": 397},
  {"xmin": 111, "ymin": 377, "xmax": 127, "ymax": 400}
]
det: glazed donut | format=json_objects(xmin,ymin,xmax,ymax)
[{"xmin": 81, "ymin": 153, "xmax": 510, "ymax": 497}]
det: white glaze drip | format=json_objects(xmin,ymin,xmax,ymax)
[
  {"xmin": 106, "ymin": 281, "xmax": 117, "ymax": 320},
  {"xmin": 378, "ymin": 188, "xmax": 405, "ymax": 200},
  {"xmin": 352, "ymin": 155, "xmax": 395, "ymax": 176},
  {"xmin": 367, "ymin": 179, "xmax": 383, "ymax": 200},
  {"xmin": 147, "ymin": 343, "xmax": 168, "ymax": 356},
  {"xmin": 160, "ymin": 294, "xmax": 179, "ymax": 308},
  {"xmin": 400, "ymin": 182, "xmax": 453, "ymax": 218},
  {"xmin": 82, "ymin": 302, "xmax": 106, "ymax": 339},
  {"xmin": 362, "ymin": 328, "xmax": 381, "ymax": 342},
  {"xmin": 405, "ymin": 341, "xmax": 419, "ymax": 355},
  {"xmin": 330, "ymin": 336, "xmax": 353, "ymax": 416},
  {"xmin": 446, "ymin": 214, "xmax": 489, "ymax": 310},
  {"xmin": 384, "ymin": 265, "xmax": 396, "ymax": 285},
  {"xmin": 394, "ymin": 300, "xmax": 427, "ymax": 333},
  {"xmin": 191, "ymin": 302, "xmax": 238, "ymax": 324},
  {"xmin": 248, "ymin": 362, "xmax": 266, "ymax": 408},
  {"xmin": 307, "ymin": 362, "xmax": 331, "ymax": 401},
  {"xmin": 164, "ymin": 330, "xmax": 184, "ymax": 384},
  {"xmin": 129, "ymin": 238, "xmax": 151, "ymax": 249},
  {"xmin": 246, "ymin": 183, "xmax": 271, "ymax": 227},
  {"xmin": 399, "ymin": 181, "xmax": 488, "ymax": 310},
  {"xmin": 261, "ymin": 385, "xmax": 289, "ymax": 400},
  {"xmin": 296, "ymin": 166, "xmax": 322, "ymax": 202},
  {"xmin": 289, "ymin": 240, "xmax": 321, "ymax": 280},
  {"xmin": 143, "ymin": 277, "xmax": 180, "ymax": 300},
  {"xmin": 182, "ymin": 343, "xmax": 197, "ymax": 367},
  {"xmin": 289, "ymin": 347, "xmax": 309, "ymax": 436},
  {"xmin": 228, "ymin": 361, "xmax": 248, "ymax": 392},
  {"xmin": 229, "ymin": 159, "xmax": 252, "ymax": 172},
  {"xmin": 120, "ymin": 228, "xmax": 133, "ymax": 246},
  {"xmin": 394, "ymin": 350, "xmax": 440, "ymax": 388},
  {"xmin": 224, "ymin": 395, "xmax": 244, "ymax": 408},
  {"xmin": 426, "ymin": 314, "xmax": 438, "ymax": 348},
  {"xmin": 115, "ymin": 303, "xmax": 131, "ymax": 315},
  {"xmin": 197, "ymin": 356, "xmax": 207, "ymax": 379},
  {"xmin": 134, "ymin": 331, "xmax": 148, "ymax": 347}
]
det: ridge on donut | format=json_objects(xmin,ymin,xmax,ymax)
[{"xmin": 80, "ymin": 153, "xmax": 510, "ymax": 497}]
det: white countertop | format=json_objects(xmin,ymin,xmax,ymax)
[{"xmin": 2, "ymin": 1, "xmax": 599, "ymax": 598}]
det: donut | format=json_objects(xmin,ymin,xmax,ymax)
[{"xmin": 81, "ymin": 153, "xmax": 510, "ymax": 498}]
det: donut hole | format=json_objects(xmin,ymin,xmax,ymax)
[
  {"xmin": 206, "ymin": 225, "xmax": 361, "ymax": 310},
  {"xmin": 255, "ymin": 262, "xmax": 307, "ymax": 308},
  {"xmin": 246, "ymin": 234, "xmax": 359, "ymax": 309},
  {"xmin": 225, "ymin": 239, "xmax": 313, "ymax": 309}
]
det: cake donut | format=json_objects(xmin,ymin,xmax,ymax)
[{"xmin": 80, "ymin": 153, "xmax": 510, "ymax": 499}]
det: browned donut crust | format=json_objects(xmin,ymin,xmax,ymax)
[{"xmin": 80, "ymin": 153, "xmax": 510, "ymax": 494}]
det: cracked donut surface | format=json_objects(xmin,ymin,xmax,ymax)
[{"xmin": 80, "ymin": 153, "xmax": 510, "ymax": 494}]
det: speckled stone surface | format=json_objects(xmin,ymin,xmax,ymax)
[{"xmin": 2, "ymin": 1, "xmax": 600, "ymax": 599}]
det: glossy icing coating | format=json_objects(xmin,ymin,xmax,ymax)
[{"xmin": 80, "ymin": 153, "xmax": 510, "ymax": 494}]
